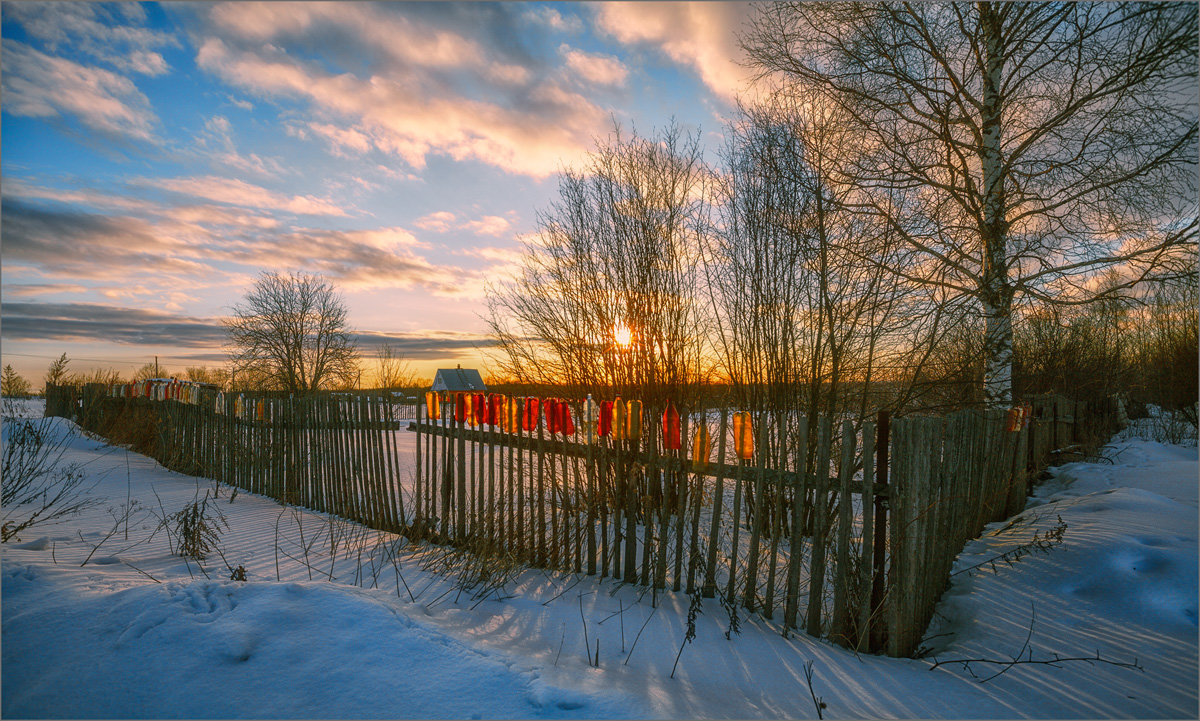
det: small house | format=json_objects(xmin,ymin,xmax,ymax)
[{"xmin": 431, "ymin": 366, "xmax": 487, "ymax": 394}]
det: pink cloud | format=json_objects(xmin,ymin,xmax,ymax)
[
  {"xmin": 415, "ymin": 212, "xmax": 513, "ymax": 237},
  {"xmin": 164, "ymin": 205, "xmax": 279, "ymax": 230},
  {"xmin": 308, "ymin": 122, "xmax": 373, "ymax": 155},
  {"xmin": 208, "ymin": 2, "xmax": 486, "ymax": 70},
  {"xmin": 592, "ymin": 2, "xmax": 754, "ymax": 104},
  {"xmin": 214, "ymin": 225, "xmax": 479, "ymax": 296},
  {"xmin": 463, "ymin": 216, "xmax": 512, "ymax": 237},
  {"xmin": 199, "ymin": 115, "xmax": 285, "ymax": 177},
  {"xmin": 152, "ymin": 175, "xmax": 349, "ymax": 217},
  {"xmin": 3, "ymin": 178, "xmax": 156, "ymax": 213},
  {"xmin": 561, "ymin": 46, "xmax": 628, "ymax": 87},
  {"xmin": 524, "ymin": 6, "xmax": 583, "ymax": 33},
  {"xmin": 194, "ymin": 10, "xmax": 610, "ymax": 177},
  {"xmin": 2, "ymin": 41, "xmax": 160, "ymax": 143},
  {"xmin": 415, "ymin": 211, "xmax": 458, "ymax": 232},
  {"xmin": 4, "ymin": 3, "xmax": 176, "ymax": 77}
]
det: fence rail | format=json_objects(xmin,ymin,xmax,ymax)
[{"xmin": 43, "ymin": 383, "xmax": 1118, "ymax": 657}]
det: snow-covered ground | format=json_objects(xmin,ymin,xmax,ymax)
[{"xmin": 3, "ymin": 400, "xmax": 1196, "ymax": 719}]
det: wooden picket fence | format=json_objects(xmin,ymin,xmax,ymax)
[
  {"xmin": 58, "ymin": 384, "xmax": 412, "ymax": 533},
  {"xmin": 44, "ymin": 383, "xmax": 1118, "ymax": 657}
]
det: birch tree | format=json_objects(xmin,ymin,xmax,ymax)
[{"xmin": 744, "ymin": 1, "xmax": 1198, "ymax": 406}]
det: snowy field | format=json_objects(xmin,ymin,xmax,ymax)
[{"xmin": 3, "ymin": 398, "xmax": 1196, "ymax": 719}]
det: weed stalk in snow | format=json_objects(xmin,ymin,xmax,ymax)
[
  {"xmin": 671, "ymin": 591, "xmax": 703, "ymax": 679},
  {"xmin": 623, "ymin": 607, "xmax": 657, "ymax": 666},
  {"xmin": 803, "ymin": 660, "xmax": 826, "ymax": 719},
  {"xmin": 928, "ymin": 602, "xmax": 1144, "ymax": 681}
]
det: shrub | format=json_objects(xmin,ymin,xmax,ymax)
[{"xmin": 1, "ymin": 413, "xmax": 102, "ymax": 542}]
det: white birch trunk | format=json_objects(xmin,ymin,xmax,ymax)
[
  {"xmin": 982, "ymin": 297, "xmax": 1013, "ymax": 407},
  {"xmin": 979, "ymin": 2, "xmax": 1013, "ymax": 408}
]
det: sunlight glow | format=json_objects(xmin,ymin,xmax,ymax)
[{"xmin": 613, "ymin": 322, "xmax": 633, "ymax": 348}]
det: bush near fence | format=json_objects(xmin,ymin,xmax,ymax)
[{"xmin": 44, "ymin": 383, "xmax": 1118, "ymax": 657}]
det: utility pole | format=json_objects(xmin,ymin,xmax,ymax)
[{"xmin": 154, "ymin": 355, "xmax": 159, "ymax": 377}]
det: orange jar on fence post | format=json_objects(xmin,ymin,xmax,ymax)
[
  {"xmin": 626, "ymin": 400, "xmax": 643, "ymax": 441},
  {"xmin": 733, "ymin": 411, "xmax": 754, "ymax": 461},
  {"xmin": 692, "ymin": 424, "xmax": 711, "ymax": 471}
]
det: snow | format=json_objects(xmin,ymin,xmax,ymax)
[{"xmin": 3, "ymin": 400, "xmax": 1197, "ymax": 719}]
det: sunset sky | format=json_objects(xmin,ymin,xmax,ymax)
[{"xmin": 1, "ymin": 1, "xmax": 756, "ymax": 386}]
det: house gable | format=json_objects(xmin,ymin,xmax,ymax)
[{"xmin": 431, "ymin": 368, "xmax": 487, "ymax": 393}]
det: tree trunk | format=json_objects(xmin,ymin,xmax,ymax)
[{"xmin": 979, "ymin": 2, "xmax": 1013, "ymax": 408}]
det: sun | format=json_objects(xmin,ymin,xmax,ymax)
[{"xmin": 613, "ymin": 322, "xmax": 633, "ymax": 348}]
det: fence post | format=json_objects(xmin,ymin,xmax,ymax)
[
  {"xmin": 805, "ymin": 414, "xmax": 833, "ymax": 639},
  {"xmin": 725, "ymin": 442, "xmax": 746, "ymax": 605},
  {"xmin": 830, "ymin": 419, "xmax": 857, "ymax": 645},
  {"xmin": 586, "ymin": 400, "xmax": 598, "ymax": 576},
  {"xmin": 742, "ymin": 418, "xmax": 769, "ymax": 611},
  {"xmin": 536, "ymin": 410, "xmax": 548, "ymax": 567},
  {"xmin": 782, "ymin": 415, "xmax": 809, "ymax": 629},
  {"xmin": 762, "ymin": 411, "xmax": 787, "ymax": 620},
  {"xmin": 870, "ymin": 410, "xmax": 890, "ymax": 652},
  {"xmin": 685, "ymin": 407, "xmax": 706, "ymax": 595},
  {"xmin": 856, "ymin": 419, "xmax": 876, "ymax": 651},
  {"xmin": 672, "ymin": 410, "xmax": 688, "ymax": 593}
]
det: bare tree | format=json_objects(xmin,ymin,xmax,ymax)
[
  {"xmin": 44, "ymin": 353, "xmax": 70, "ymax": 388},
  {"xmin": 486, "ymin": 122, "xmax": 712, "ymax": 409},
  {"xmin": 2, "ymin": 365, "xmax": 32, "ymax": 398},
  {"xmin": 744, "ymin": 2, "xmax": 1198, "ymax": 407},
  {"xmin": 1128, "ymin": 279, "xmax": 1199, "ymax": 421},
  {"xmin": 67, "ymin": 367, "xmax": 124, "ymax": 386},
  {"xmin": 708, "ymin": 92, "xmax": 936, "ymax": 428},
  {"xmin": 372, "ymin": 343, "xmax": 420, "ymax": 390},
  {"xmin": 223, "ymin": 271, "xmax": 360, "ymax": 393},
  {"xmin": 131, "ymin": 362, "xmax": 167, "ymax": 382},
  {"xmin": 185, "ymin": 366, "xmax": 231, "ymax": 388}
]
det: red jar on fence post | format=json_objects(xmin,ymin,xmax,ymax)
[
  {"xmin": 523, "ymin": 397, "xmax": 540, "ymax": 432},
  {"xmin": 488, "ymin": 394, "xmax": 504, "ymax": 427},
  {"xmin": 506, "ymin": 396, "xmax": 521, "ymax": 432},
  {"xmin": 472, "ymin": 393, "xmax": 486, "ymax": 426},
  {"xmin": 662, "ymin": 400, "xmax": 681, "ymax": 450},
  {"xmin": 545, "ymin": 398, "xmax": 560, "ymax": 434},
  {"xmin": 598, "ymin": 400, "xmax": 613, "ymax": 438},
  {"xmin": 561, "ymin": 401, "xmax": 575, "ymax": 436}
]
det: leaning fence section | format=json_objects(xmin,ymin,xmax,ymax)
[{"xmin": 42, "ymin": 382, "xmax": 1117, "ymax": 658}]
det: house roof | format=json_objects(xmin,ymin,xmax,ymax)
[{"xmin": 430, "ymin": 368, "xmax": 487, "ymax": 393}]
